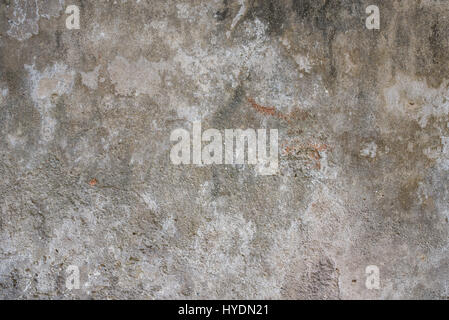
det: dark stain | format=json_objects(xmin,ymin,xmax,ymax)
[
  {"xmin": 214, "ymin": 0, "xmax": 229, "ymax": 21},
  {"xmin": 429, "ymin": 22, "xmax": 443, "ymax": 66},
  {"xmin": 414, "ymin": 10, "xmax": 449, "ymax": 88},
  {"xmin": 292, "ymin": 0, "xmax": 363, "ymax": 35},
  {"xmin": 292, "ymin": 0, "xmax": 312, "ymax": 19},
  {"xmin": 211, "ymin": 170, "xmax": 220, "ymax": 197},
  {"xmin": 209, "ymin": 85, "xmax": 245, "ymax": 198},
  {"xmin": 398, "ymin": 177, "xmax": 420, "ymax": 211},
  {"xmin": 392, "ymin": 17, "xmax": 410, "ymax": 72},
  {"xmin": 55, "ymin": 30, "xmax": 62, "ymax": 50},
  {"xmin": 2, "ymin": 69, "xmax": 23, "ymax": 96},
  {"xmin": 326, "ymin": 28, "xmax": 337, "ymax": 87},
  {"xmin": 212, "ymin": 84, "xmax": 244, "ymax": 129},
  {"xmin": 247, "ymin": 0, "xmax": 286, "ymax": 36},
  {"xmin": 290, "ymin": 0, "xmax": 365, "ymax": 90},
  {"xmin": 282, "ymin": 256, "xmax": 339, "ymax": 299},
  {"xmin": 215, "ymin": 8, "xmax": 229, "ymax": 21},
  {"xmin": 395, "ymin": 19, "xmax": 410, "ymax": 48}
]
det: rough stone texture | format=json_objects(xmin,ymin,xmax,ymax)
[{"xmin": 0, "ymin": 0, "xmax": 448, "ymax": 299}]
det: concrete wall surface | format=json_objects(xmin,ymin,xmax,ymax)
[{"xmin": 0, "ymin": 0, "xmax": 448, "ymax": 299}]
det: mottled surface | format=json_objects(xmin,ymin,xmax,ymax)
[{"xmin": 0, "ymin": 0, "xmax": 448, "ymax": 299}]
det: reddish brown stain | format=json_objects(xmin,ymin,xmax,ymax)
[
  {"xmin": 247, "ymin": 98, "xmax": 311, "ymax": 123},
  {"xmin": 288, "ymin": 108, "xmax": 309, "ymax": 121},
  {"xmin": 247, "ymin": 97, "xmax": 276, "ymax": 116},
  {"xmin": 247, "ymin": 98, "xmax": 291, "ymax": 122},
  {"xmin": 281, "ymin": 140, "xmax": 331, "ymax": 171},
  {"xmin": 309, "ymin": 142, "xmax": 328, "ymax": 152},
  {"xmin": 89, "ymin": 178, "xmax": 97, "ymax": 186},
  {"xmin": 282, "ymin": 141, "xmax": 331, "ymax": 156}
]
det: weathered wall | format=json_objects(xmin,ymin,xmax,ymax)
[{"xmin": 0, "ymin": 0, "xmax": 448, "ymax": 299}]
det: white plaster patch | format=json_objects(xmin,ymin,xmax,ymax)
[
  {"xmin": 141, "ymin": 190, "xmax": 158, "ymax": 211},
  {"xmin": 0, "ymin": 86, "xmax": 8, "ymax": 105},
  {"xmin": 7, "ymin": 133, "xmax": 26, "ymax": 148},
  {"xmin": 294, "ymin": 54, "xmax": 312, "ymax": 73},
  {"xmin": 7, "ymin": 0, "xmax": 39, "ymax": 41},
  {"xmin": 360, "ymin": 142, "xmax": 377, "ymax": 158},
  {"xmin": 190, "ymin": 210, "xmax": 257, "ymax": 276},
  {"xmin": 7, "ymin": 0, "xmax": 64, "ymax": 41},
  {"xmin": 25, "ymin": 63, "xmax": 75, "ymax": 101},
  {"xmin": 81, "ymin": 66, "xmax": 101, "ymax": 90},
  {"xmin": 162, "ymin": 215, "xmax": 177, "ymax": 236},
  {"xmin": 37, "ymin": 0, "xmax": 64, "ymax": 20},
  {"xmin": 176, "ymin": 3, "xmax": 191, "ymax": 20},
  {"xmin": 435, "ymin": 136, "xmax": 449, "ymax": 171},
  {"xmin": 175, "ymin": 104, "xmax": 202, "ymax": 122},
  {"xmin": 383, "ymin": 73, "xmax": 449, "ymax": 128},
  {"xmin": 227, "ymin": 0, "xmax": 248, "ymax": 38},
  {"xmin": 25, "ymin": 62, "xmax": 74, "ymax": 143}
]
